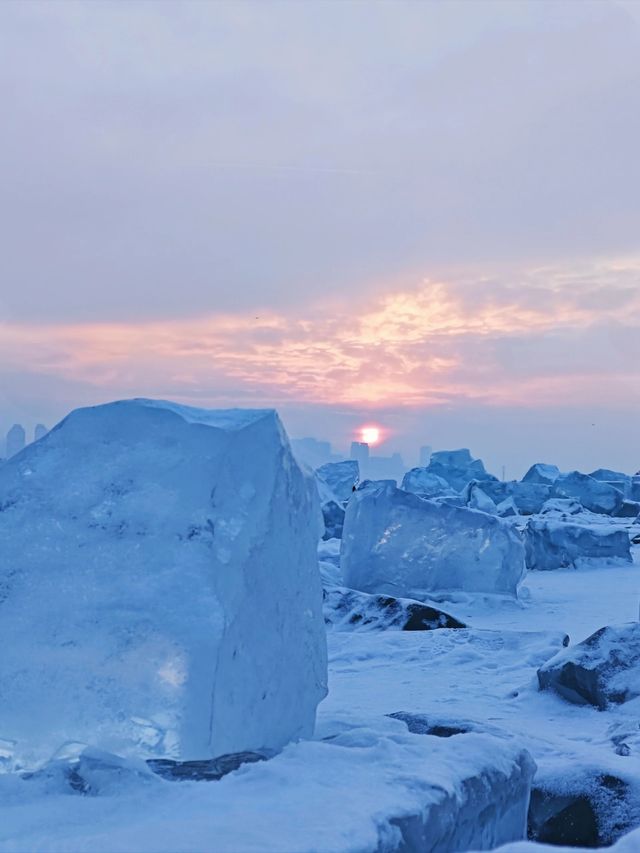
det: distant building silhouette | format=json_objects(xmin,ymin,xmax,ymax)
[
  {"xmin": 350, "ymin": 441, "xmax": 370, "ymax": 467},
  {"xmin": 290, "ymin": 437, "xmax": 341, "ymax": 469},
  {"xmin": 6, "ymin": 424, "xmax": 26, "ymax": 458},
  {"xmin": 419, "ymin": 445, "xmax": 432, "ymax": 467},
  {"xmin": 349, "ymin": 442, "xmax": 407, "ymax": 484},
  {"xmin": 367, "ymin": 451, "xmax": 405, "ymax": 483},
  {"xmin": 34, "ymin": 423, "xmax": 48, "ymax": 442}
]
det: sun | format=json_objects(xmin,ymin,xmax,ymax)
[{"xmin": 360, "ymin": 425, "xmax": 381, "ymax": 446}]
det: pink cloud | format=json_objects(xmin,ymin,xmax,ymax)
[{"xmin": 3, "ymin": 257, "xmax": 640, "ymax": 411}]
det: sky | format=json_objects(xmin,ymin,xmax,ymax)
[{"xmin": 1, "ymin": 0, "xmax": 639, "ymax": 477}]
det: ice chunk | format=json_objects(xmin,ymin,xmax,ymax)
[
  {"xmin": 422, "ymin": 448, "xmax": 497, "ymax": 491},
  {"xmin": 356, "ymin": 477, "xmax": 397, "ymax": 491},
  {"xmin": 461, "ymin": 480, "xmax": 498, "ymax": 514},
  {"xmin": 522, "ymin": 463, "xmax": 561, "ymax": 485},
  {"xmin": 323, "ymin": 586, "xmax": 466, "ymax": 631},
  {"xmin": 482, "ymin": 478, "xmax": 558, "ymax": 515},
  {"xmin": 432, "ymin": 493, "xmax": 467, "ymax": 508},
  {"xmin": 319, "ymin": 498, "xmax": 345, "ymax": 539},
  {"xmin": 497, "ymin": 497, "xmax": 519, "ymax": 517},
  {"xmin": 317, "ymin": 536, "xmax": 341, "ymax": 569},
  {"xmin": 552, "ymin": 471, "xmax": 625, "ymax": 515},
  {"xmin": 538, "ymin": 622, "xmax": 640, "ymax": 709},
  {"xmin": 3, "ymin": 721, "xmax": 537, "ymax": 853},
  {"xmin": 618, "ymin": 500, "xmax": 640, "ymax": 519},
  {"xmin": 147, "ymin": 750, "xmax": 269, "ymax": 782},
  {"xmin": 0, "ymin": 399, "xmax": 327, "ymax": 766},
  {"xmin": 315, "ymin": 476, "xmax": 345, "ymax": 540},
  {"xmin": 341, "ymin": 482, "xmax": 526, "ymax": 598},
  {"xmin": 525, "ymin": 519, "xmax": 632, "ymax": 571},
  {"xmin": 511, "ymin": 481, "xmax": 553, "ymax": 514},
  {"xmin": 401, "ymin": 468, "xmax": 453, "ymax": 498},
  {"xmin": 27, "ymin": 746, "xmax": 157, "ymax": 796},
  {"xmin": 389, "ymin": 711, "xmax": 506, "ymax": 739},
  {"xmin": 317, "ymin": 537, "xmax": 343, "ymax": 586},
  {"xmin": 589, "ymin": 469, "xmax": 632, "ymax": 499},
  {"xmin": 481, "ymin": 479, "xmax": 514, "ymax": 504},
  {"xmin": 315, "ymin": 459, "xmax": 359, "ymax": 501},
  {"xmin": 528, "ymin": 771, "xmax": 632, "ymax": 848},
  {"xmin": 490, "ymin": 825, "xmax": 640, "ymax": 852},
  {"xmin": 318, "ymin": 560, "xmax": 343, "ymax": 587},
  {"xmin": 539, "ymin": 497, "xmax": 583, "ymax": 517}
]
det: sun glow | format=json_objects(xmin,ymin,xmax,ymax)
[{"xmin": 360, "ymin": 425, "xmax": 381, "ymax": 446}]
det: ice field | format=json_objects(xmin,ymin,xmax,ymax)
[{"xmin": 0, "ymin": 400, "xmax": 638, "ymax": 852}]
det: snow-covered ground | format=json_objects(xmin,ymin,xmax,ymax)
[
  {"xmin": 0, "ymin": 726, "xmax": 534, "ymax": 853},
  {"xmin": 1, "ymin": 416, "xmax": 639, "ymax": 853},
  {"xmin": 0, "ymin": 545, "xmax": 637, "ymax": 852},
  {"xmin": 432, "ymin": 555, "xmax": 640, "ymax": 640},
  {"xmin": 323, "ymin": 563, "xmax": 640, "ymax": 800}
]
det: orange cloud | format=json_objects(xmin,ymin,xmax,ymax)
[{"xmin": 2, "ymin": 258, "xmax": 640, "ymax": 410}]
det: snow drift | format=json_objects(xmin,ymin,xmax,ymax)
[{"xmin": 0, "ymin": 721, "xmax": 536, "ymax": 853}]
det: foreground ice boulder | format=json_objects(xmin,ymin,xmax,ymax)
[
  {"xmin": 538, "ymin": 622, "xmax": 640, "ymax": 709},
  {"xmin": 525, "ymin": 519, "xmax": 632, "ymax": 571},
  {"xmin": 342, "ymin": 482, "xmax": 526, "ymax": 598},
  {"xmin": 0, "ymin": 399, "xmax": 328, "ymax": 766}
]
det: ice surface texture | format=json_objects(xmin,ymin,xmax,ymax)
[
  {"xmin": 522, "ymin": 464, "xmax": 561, "ymax": 485},
  {"xmin": 461, "ymin": 480, "xmax": 498, "ymax": 514},
  {"xmin": 401, "ymin": 468, "xmax": 454, "ymax": 498},
  {"xmin": 0, "ymin": 399, "xmax": 327, "ymax": 766},
  {"xmin": 525, "ymin": 519, "xmax": 632, "ymax": 571},
  {"xmin": 315, "ymin": 475, "xmax": 346, "ymax": 540},
  {"xmin": 341, "ymin": 481, "xmax": 525, "ymax": 599},
  {"xmin": 315, "ymin": 460, "xmax": 359, "ymax": 502},
  {"xmin": 553, "ymin": 471, "xmax": 625, "ymax": 516}
]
